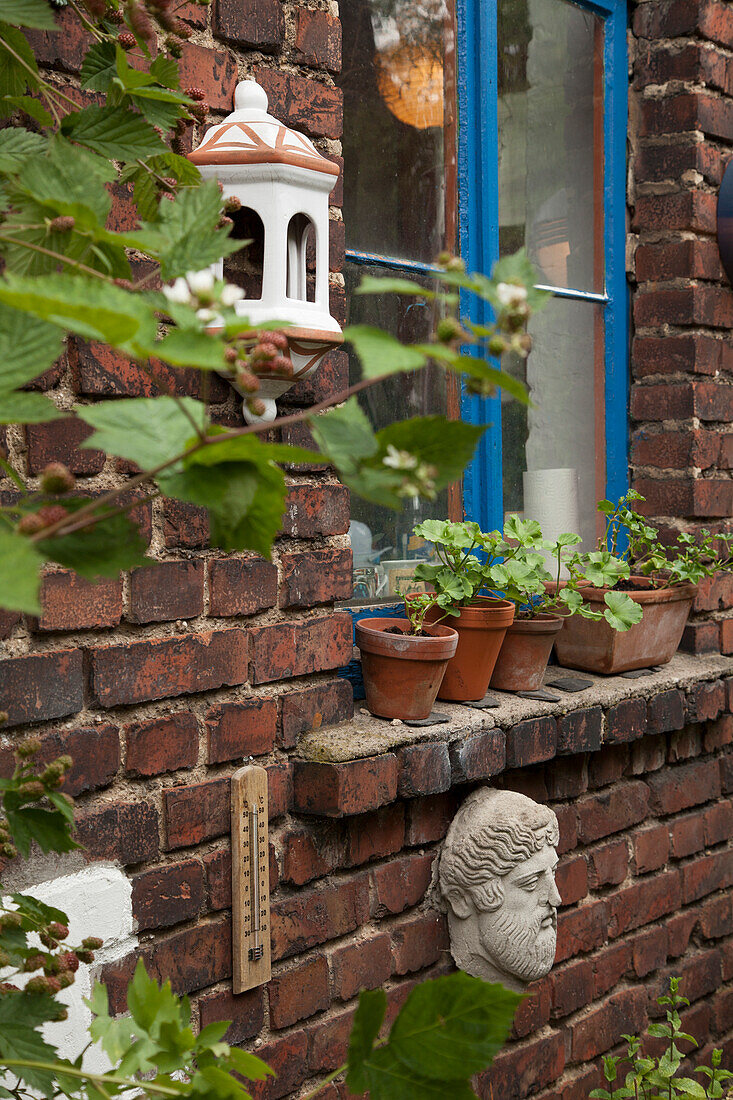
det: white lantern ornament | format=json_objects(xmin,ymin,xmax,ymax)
[{"xmin": 189, "ymin": 80, "xmax": 343, "ymax": 423}]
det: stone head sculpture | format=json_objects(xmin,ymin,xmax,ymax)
[{"xmin": 438, "ymin": 787, "xmax": 561, "ymax": 991}]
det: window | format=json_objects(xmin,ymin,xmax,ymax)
[{"xmin": 339, "ymin": 0, "xmax": 628, "ymax": 601}]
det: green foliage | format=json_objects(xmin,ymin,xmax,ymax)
[{"xmin": 590, "ymin": 978, "xmax": 733, "ymax": 1100}]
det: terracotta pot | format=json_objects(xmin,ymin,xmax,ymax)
[
  {"xmin": 356, "ymin": 617, "xmax": 459, "ymax": 720},
  {"xmin": 490, "ymin": 613, "xmax": 564, "ymax": 692},
  {"xmin": 552, "ymin": 578, "xmax": 697, "ymax": 675},
  {"xmin": 424, "ymin": 597, "xmax": 515, "ymax": 702}
]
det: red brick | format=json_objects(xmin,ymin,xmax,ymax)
[
  {"xmin": 704, "ymin": 799, "xmax": 733, "ymax": 846},
  {"xmin": 550, "ymin": 959, "xmax": 594, "ymax": 1019},
  {"xmin": 677, "ymin": 948, "xmax": 723, "ymax": 1004},
  {"xmin": 634, "ymin": 823, "xmax": 671, "ymax": 873},
  {"xmin": 280, "ymin": 548, "xmax": 352, "ymax": 607},
  {"xmin": 631, "ymin": 926, "xmax": 669, "ymax": 977},
  {"xmin": 345, "ymin": 804, "xmax": 404, "ymax": 866},
  {"xmin": 555, "ymin": 804, "xmax": 578, "ymax": 855},
  {"xmin": 30, "ymin": 571, "xmax": 122, "ymax": 632},
  {"xmin": 588, "ymin": 839, "xmax": 629, "ymax": 889},
  {"xmin": 668, "ymin": 725, "xmax": 703, "ymax": 762},
  {"xmin": 484, "ymin": 1031, "xmax": 565, "ymax": 1100},
  {"xmin": 682, "ymin": 848, "xmax": 733, "ymax": 903},
  {"xmin": 281, "ymin": 822, "xmax": 344, "ymax": 885},
  {"xmin": 667, "ymin": 910, "xmax": 699, "ymax": 957},
  {"xmin": 164, "ymin": 778, "xmax": 229, "ymax": 849},
  {"xmin": 270, "ymin": 874, "xmax": 370, "ymax": 960},
  {"xmin": 391, "ymin": 912, "xmax": 448, "ymax": 975},
  {"xmin": 570, "ymin": 989, "xmax": 647, "ymax": 1062},
  {"xmin": 249, "ymin": 1031, "xmax": 308, "ymax": 1100},
  {"xmin": 371, "ymin": 851, "xmax": 433, "ymax": 916},
  {"xmin": 279, "ymin": 679, "xmax": 353, "ymax": 749},
  {"xmin": 203, "ymin": 847, "xmax": 232, "ymax": 911},
  {"xmin": 330, "ymin": 933, "xmax": 391, "ymax": 1002},
  {"xmin": 555, "ymin": 901, "xmax": 608, "ymax": 964},
  {"xmin": 405, "ymin": 791, "xmax": 459, "ymax": 845},
  {"xmin": 208, "ymin": 556, "xmax": 278, "ymax": 618},
  {"xmin": 396, "ymin": 740, "xmax": 451, "ymax": 796},
  {"xmin": 556, "ymin": 855, "xmax": 588, "ymax": 907},
  {"xmin": 506, "ymin": 717, "xmax": 557, "ymax": 768},
  {"xmin": 546, "ymin": 756, "xmax": 587, "ymax": 799},
  {"xmin": 588, "ymin": 744, "xmax": 629, "ymax": 788},
  {"xmin": 0, "ymin": 649, "xmax": 83, "ymax": 728},
  {"xmin": 71, "ymin": 340, "xmax": 227, "ymax": 401},
  {"xmin": 294, "ymin": 8, "xmax": 341, "ymax": 70},
  {"xmin": 721, "ymin": 752, "xmax": 733, "ymax": 794},
  {"xmin": 205, "ymin": 698, "xmax": 277, "ymax": 764},
  {"xmin": 450, "ymin": 728, "xmax": 506, "ymax": 782},
  {"xmin": 633, "ymin": 285, "xmax": 733, "ymax": 330},
  {"xmin": 213, "ymin": 0, "xmax": 283, "ymax": 47},
  {"xmin": 577, "ymin": 781, "xmax": 650, "ymax": 843},
  {"xmin": 608, "ymin": 871, "xmax": 682, "ymax": 937},
  {"xmin": 647, "ymin": 759, "xmax": 721, "ymax": 814},
  {"xmin": 605, "ymin": 698, "xmax": 647, "ymax": 744},
  {"xmin": 647, "ymin": 690, "xmax": 686, "ymax": 735},
  {"xmin": 254, "ymin": 68, "xmax": 343, "ymax": 139},
  {"xmin": 690, "ymin": 679, "xmax": 726, "ymax": 722},
  {"xmin": 306, "ymin": 1007, "xmax": 355, "ymax": 1077},
  {"xmin": 198, "ymin": 987, "xmax": 264, "ymax": 1045},
  {"xmin": 128, "ymin": 562, "xmax": 204, "ymax": 624},
  {"xmin": 558, "ymin": 707, "xmax": 603, "ymax": 755},
  {"xmin": 280, "ymin": 484, "xmax": 349, "ymax": 538},
  {"xmin": 683, "ymin": 619, "xmax": 724, "ymax": 653},
  {"xmin": 131, "ymin": 859, "xmax": 205, "ymax": 930},
  {"xmin": 91, "ymin": 629, "xmax": 248, "ymax": 706},
  {"xmin": 670, "ymin": 812, "xmax": 705, "ymax": 858},
  {"xmin": 512, "ymin": 979, "xmax": 551, "ymax": 1039},
  {"xmin": 0, "ymin": 723, "xmax": 119, "ymax": 796},
  {"xmin": 249, "ymin": 614, "xmax": 352, "ymax": 684},
  {"xmin": 642, "ymin": 91, "xmax": 733, "ymax": 142},
  {"xmin": 25, "ymin": 417, "xmax": 104, "ymax": 475},
  {"xmin": 592, "ymin": 942, "xmax": 631, "ymax": 997},
  {"xmin": 266, "ymin": 762, "xmax": 293, "ymax": 819},
  {"xmin": 75, "ymin": 800, "xmax": 159, "ymax": 865},
  {"xmin": 177, "ymin": 43, "xmax": 237, "ymax": 110},
  {"xmin": 268, "ymin": 955, "xmax": 329, "ymax": 1029},
  {"xmin": 633, "ymin": 332, "xmax": 728, "ymax": 377},
  {"xmin": 25, "ymin": 6, "xmax": 90, "ymax": 72},
  {"xmin": 0, "ymin": 611, "xmax": 20, "ymax": 640},
  {"xmin": 162, "ymin": 497, "xmax": 209, "ymax": 548},
  {"xmin": 125, "ymin": 712, "xmax": 198, "ymax": 778},
  {"xmin": 636, "ymin": 239, "xmax": 724, "ymax": 283},
  {"xmin": 700, "ymin": 894, "xmax": 733, "ymax": 939},
  {"xmin": 293, "ymin": 755, "xmax": 398, "ymax": 817}
]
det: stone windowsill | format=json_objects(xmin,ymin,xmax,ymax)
[{"xmin": 291, "ymin": 653, "xmax": 733, "ymax": 817}]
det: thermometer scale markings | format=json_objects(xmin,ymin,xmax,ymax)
[{"xmin": 232, "ymin": 765, "xmax": 271, "ymax": 992}]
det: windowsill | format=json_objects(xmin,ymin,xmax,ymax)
[{"xmin": 297, "ymin": 652, "xmax": 733, "ymax": 764}]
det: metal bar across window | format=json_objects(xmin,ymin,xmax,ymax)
[{"xmin": 345, "ymin": 249, "xmax": 443, "ymax": 277}]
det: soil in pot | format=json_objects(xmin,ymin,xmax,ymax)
[
  {"xmin": 552, "ymin": 578, "xmax": 697, "ymax": 675},
  {"xmin": 424, "ymin": 597, "xmax": 515, "ymax": 702},
  {"xmin": 490, "ymin": 613, "xmax": 564, "ymax": 692},
  {"xmin": 356, "ymin": 616, "xmax": 459, "ymax": 720}
]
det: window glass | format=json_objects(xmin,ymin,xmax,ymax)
[{"xmin": 498, "ymin": 0, "xmax": 605, "ymax": 293}]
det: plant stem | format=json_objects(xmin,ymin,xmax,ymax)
[
  {"xmin": 0, "ymin": 1061, "xmax": 183, "ymax": 1096},
  {"xmin": 0, "ymin": 234, "xmax": 115, "ymax": 282},
  {"xmin": 299, "ymin": 1064, "xmax": 347, "ymax": 1100}
]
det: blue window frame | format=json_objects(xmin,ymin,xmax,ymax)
[{"xmin": 346, "ymin": 0, "xmax": 629, "ymax": 539}]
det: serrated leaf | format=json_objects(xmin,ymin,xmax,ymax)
[
  {"xmin": 310, "ymin": 397, "xmax": 378, "ymax": 471},
  {"xmin": 0, "ymin": 391, "xmax": 63, "ymax": 422},
  {"xmin": 79, "ymin": 40, "xmax": 118, "ymax": 91},
  {"xmin": 0, "ymin": 23, "xmax": 39, "ymax": 97},
  {"xmin": 0, "ymin": 127, "xmax": 47, "ymax": 171},
  {"xmin": 376, "ymin": 415, "xmax": 485, "ymax": 494},
  {"xmin": 0, "ymin": 526, "xmax": 42, "ymax": 613},
  {"xmin": 0, "ymin": 993, "xmax": 61, "ymax": 1093},
  {"xmin": 225, "ymin": 1048, "xmax": 273, "ymax": 1081},
  {"xmin": 358, "ymin": 1045, "xmax": 477, "ymax": 1100},
  {"xmin": 62, "ymin": 105, "xmax": 167, "ymax": 160},
  {"xmin": 344, "ymin": 324, "xmax": 427, "ymax": 379},
  {"xmin": 0, "ymin": 94, "xmax": 53, "ymax": 125},
  {"xmin": 6, "ymin": 805, "xmax": 79, "ymax": 859},
  {"xmin": 77, "ymin": 396, "xmax": 206, "ymax": 468},
  {"xmin": 10, "ymin": 892, "xmax": 68, "ymax": 926},
  {"xmin": 152, "ymin": 328, "xmax": 228, "ymax": 371},
  {"xmin": 150, "ymin": 53, "xmax": 180, "ymax": 89},
  {"xmin": 39, "ymin": 510, "xmax": 149, "ymax": 578},
  {"xmin": 0, "ymin": 303, "xmax": 63, "ymax": 390},
  {"xmin": 0, "ymin": 0, "xmax": 57, "ymax": 28},
  {"xmin": 355, "ymin": 274, "xmax": 437, "ymax": 299},
  {"xmin": 347, "ymin": 988, "xmax": 387, "ymax": 1093}
]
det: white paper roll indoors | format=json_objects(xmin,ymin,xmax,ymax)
[{"xmin": 522, "ymin": 467, "xmax": 581, "ymax": 579}]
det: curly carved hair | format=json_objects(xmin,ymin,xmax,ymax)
[{"xmin": 439, "ymin": 788, "xmax": 559, "ymax": 913}]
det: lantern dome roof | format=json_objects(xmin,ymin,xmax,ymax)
[{"xmin": 189, "ymin": 80, "xmax": 339, "ymax": 176}]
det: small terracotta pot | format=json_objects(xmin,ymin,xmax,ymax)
[
  {"xmin": 424, "ymin": 597, "xmax": 515, "ymax": 702},
  {"xmin": 356, "ymin": 617, "xmax": 459, "ymax": 720},
  {"xmin": 490, "ymin": 613, "xmax": 564, "ymax": 692},
  {"xmin": 552, "ymin": 578, "xmax": 697, "ymax": 675}
]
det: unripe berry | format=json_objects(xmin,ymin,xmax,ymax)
[
  {"xmin": 76, "ymin": 949, "xmax": 94, "ymax": 963},
  {"xmin": 82, "ymin": 936, "xmax": 104, "ymax": 950},
  {"xmin": 0, "ymin": 983, "xmax": 19, "ymax": 994},
  {"xmin": 58, "ymin": 951, "xmax": 80, "ymax": 973},
  {"xmin": 224, "ymin": 195, "xmax": 242, "ymax": 213},
  {"xmin": 488, "ymin": 336, "xmax": 507, "ymax": 356},
  {"xmin": 108, "ymin": 9, "xmax": 125, "ymax": 23},
  {"xmin": 23, "ymin": 954, "xmax": 46, "ymax": 973},
  {"xmin": 435, "ymin": 317, "xmax": 463, "ymax": 344},
  {"xmin": 17, "ymin": 513, "xmax": 46, "ymax": 536},
  {"xmin": 40, "ymin": 462, "xmax": 75, "ymax": 494},
  {"xmin": 0, "ymin": 914, "xmax": 21, "ymax": 930},
  {"xmin": 247, "ymin": 397, "xmax": 266, "ymax": 417},
  {"xmin": 15, "ymin": 737, "xmax": 41, "ymax": 758},
  {"xmin": 20, "ymin": 780, "xmax": 45, "ymax": 799},
  {"xmin": 37, "ymin": 504, "xmax": 69, "ymax": 528},
  {"xmin": 235, "ymin": 368, "xmax": 260, "ymax": 394},
  {"xmin": 57, "ymin": 971, "xmax": 74, "ymax": 989},
  {"xmin": 165, "ymin": 38, "xmax": 183, "ymax": 57},
  {"xmin": 1, "ymin": 844, "xmax": 17, "ymax": 859},
  {"xmin": 270, "ymin": 332, "xmax": 289, "ymax": 351},
  {"xmin": 118, "ymin": 30, "xmax": 136, "ymax": 48},
  {"xmin": 48, "ymin": 922, "xmax": 69, "ymax": 940},
  {"xmin": 49, "ymin": 216, "xmax": 75, "ymax": 233},
  {"xmin": 224, "ymin": 346, "xmax": 238, "ymax": 364},
  {"xmin": 26, "ymin": 975, "xmax": 53, "ymax": 994},
  {"xmin": 272, "ymin": 355, "xmax": 293, "ymax": 375},
  {"xmin": 186, "ymin": 86, "xmax": 206, "ymax": 102}
]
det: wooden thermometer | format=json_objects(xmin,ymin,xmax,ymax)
[{"xmin": 231, "ymin": 764, "xmax": 271, "ymax": 992}]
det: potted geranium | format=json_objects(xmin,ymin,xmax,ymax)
[
  {"xmin": 355, "ymin": 592, "xmax": 459, "ymax": 720},
  {"xmin": 554, "ymin": 490, "xmax": 733, "ymax": 674}
]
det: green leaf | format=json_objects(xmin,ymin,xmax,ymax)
[
  {"xmin": 152, "ymin": 328, "xmax": 228, "ymax": 371},
  {"xmin": 6, "ymin": 805, "xmax": 79, "ymax": 859},
  {"xmin": 0, "ymin": 95, "xmax": 53, "ymax": 126},
  {"xmin": 10, "ymin": 892, "xmax": 68, "ymax": 927},
  {"xmin": 389, "ymin": 974, "xmax": 521, "ymax": 1082},
  {"xmin": 376, "ymin": 416, "xmax": 485, "ymax": 492},
  {"xmin": 0, "ymin": 303, "xmax": 62, "ymax": 390},
  {"xmin": 62, "ymin": 105, "xmax": 167, "ymax": 160},
  {"xmin": 360, "ymin": 1046, "xmax": 477, "ymax": 1100},
  {"xmin": 225, "ymin": 1048, "xmax": 273, "ymax": 1081},
  {"xmin": 0, "ymin": 993, "xmax": 61, "ymax": 1093},
  {"xmin": 603, "ymin": 589, "xmax": 644, "ymax": 632},
  {"xmin": 77, "ymin": 396, "xmax": 206, "ymax": 468},
  {"xmin": 150, "ymin": 53, "xmax": 180, "ymax": 89},
  {"xmin": 0, "ymin": 391, "xmax": 63, "ymax": 423},
  {"xmin": 0, "ymin": 527, "xmax": 42, "ymax": 613},
  {"xmin": 0, "ymin": 24, "xmax": 39, "ymax": 98},
  {"xmin": 417, "ymin": 345, "xmax": 530, "ymax": 404},
  {"xmin": 344, "ymin": 324, "xmax": 427, "ymax": 379},
  {"xmin": 0, "ymin": 127, "xmax": 46, "ymax": 171},
  {"xmin": 0, "ymin": 0, "xmax": 57, "ymax": 28},
  {"xmin": 39, "ymin": 510, "xmax": 149, "ymax": 578},
  {"xmin": 310, "ymin": 398, "xmax": 378, "ymax": 471},
  {"xmin": 347, "ymin": 988, "xmax": 387, "ymax": 1094},
  {"xmin": 355, "ymin": 274, "xmax": 437, "ymax": 299},
  {"xmin": 79, "ymin": 40, "xmax": 118, "ymax": 91}
]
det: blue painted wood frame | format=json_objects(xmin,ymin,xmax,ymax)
[{"xmin": 456, "ymin": 0, "xmax": 630, "ymax": 532}]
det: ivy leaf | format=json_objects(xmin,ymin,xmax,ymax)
[
  {"xmin": 0, "ymin": 994, "xmax": 61, "ymax": 1093},
  {"xmin": 346, "ymin": 988, "xmax": 387, "ymax": 1094},
  {"xmin": 61, "ymin": 105, "xmax": 167, "ymax": 160},
  {"xmin": 389, "ymin": 974, "xmax": 520, "ymax": 1082},
  {"xmin": 0, "ymin": 303, "xmax": 63, "ymax": 390},
  {"xmin": 344, "ymin": 324, "xmax": 427, "ymax": 379},
  {"xmin": 39, "ymin": 510, "xmax": 149, "ymax": 579},
  {"xmin": 77, "ymin": 396, "xmax": 206, "ymax": 468},
  {"xmin": 603, "ymin": 590, "xmax": 644, "ymax": 632},
  {"xmin": 0, "ymin": 391, "xmax": 63, "ymax": 423},
  {"xmin": 0, "ymin": 0, "xmax": 57, "ymax": 28},
  {"xmin": 0, "ymin": 23, "xmax": 39, "ymax": 97},
  {"xmin": 0, "ymin": 127, "xmax": 47, "ymax": 171},
  {"xmin": 0, "ymin": 527, "xmax": 43, "ymax": 613}
]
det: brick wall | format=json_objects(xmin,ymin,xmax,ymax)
[{"xmin": 629, "ymin": 0, "xmax": 733, "ymax": 653}]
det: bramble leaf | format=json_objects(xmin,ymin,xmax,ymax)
[
  {"xmin": 61, "ymin": 105, "xmax": 168, "ymax": 160},
  {"xmin": 0, "ymin": 127, "xmax": 47, "ymax": 171},
  {"xmin": 0, "ymin": 0, "xmax": 57, "ymax": 29},
  {"xmin": 0, "ymin": 527, "xmax": 43, "ymax": 613},
  {"xmin": 345, "ymin": 324, "xmax": 427, "ymax": 379},
  {"xmin": 0, "ymin": 391, "xmax": 63, "ymax": 423},
  {"xmin": 347, "ymin": 988, "xmax": 387, "ymax": 1094},
  {"xmin": 77, "ymin": 396, "xmax": 206, "ymax": 468}
]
